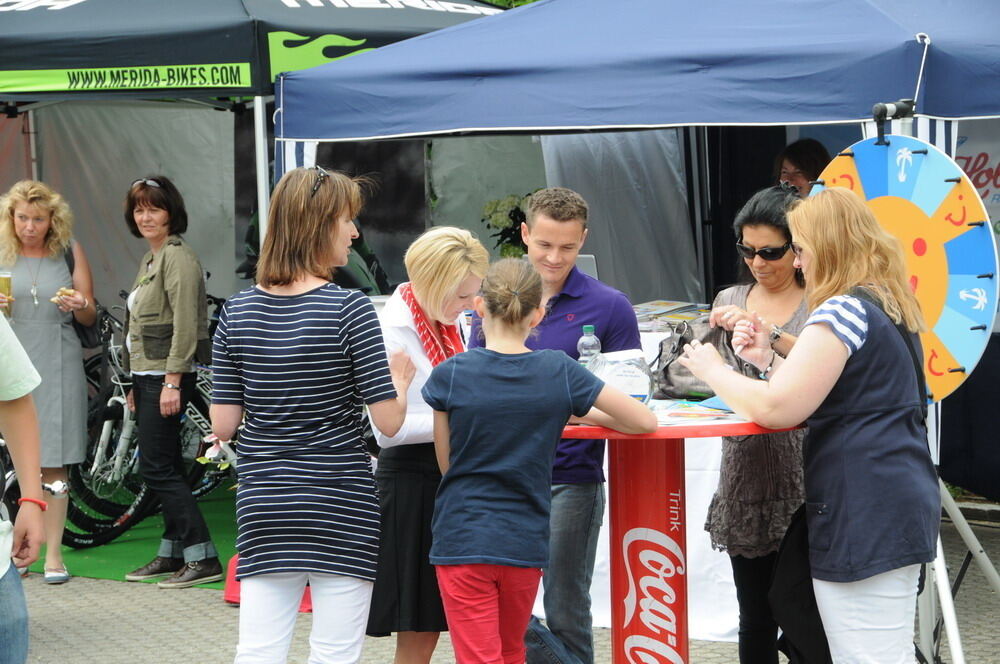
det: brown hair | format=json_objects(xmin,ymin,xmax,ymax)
[
  {"xmin": 774, "ymin": 138, "xmax": 831, "ymax": 183},
  {"xmin": 788, "ymin": 187, "xmax": 925, "ymax": 333},
  {"xmin": 256, "ymin": 167, "xmax": 365, "ymax": 287},
  {"xmin": 123, "ymin": 175, "xmax": 188, "ymax": 238},
  {"xmin": 0, "ymin": 180, "xmax": 74, "ymax": 265},
  {"xmin": 480, "ymin": 258, "xmax": 542, "ymax": 327},
  {"xmin": 404, "ymin": 226, "xmax": 489, "ymax": 321},
  {"xmin": 526, "ymin": 187, "xmax": 588, "ymax": 229}
]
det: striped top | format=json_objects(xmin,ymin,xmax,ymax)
[
  {"xmin": 213, "ymin": 283, "xmax": 396, "ymax": 483},
  {"xmin": 804, "ymin": 295, "xmax": 869, "ymax": 356},
  {"xmin": 212, "ymin": 283, "xmax": 396, "ymax": 580}
]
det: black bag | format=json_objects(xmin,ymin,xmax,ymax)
[
  {"xmin": 63, "ymin": 246, "xmax": 106, "ymax": 349},
  {"xmin": 651, "ymin": 314, "xmax": 738, "ymax": 399}
]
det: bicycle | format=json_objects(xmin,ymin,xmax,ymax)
[{"xmin": 63, "ymin": 294, "xmax": 230, "ymax": 548}]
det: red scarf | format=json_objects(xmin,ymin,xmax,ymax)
[{"xmin": 399, "ymin": 283, "xmax": 464, "ymax": 367}]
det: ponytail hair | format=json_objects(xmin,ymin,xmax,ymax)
[{"xmin": 480, "ymin": 258, "xmax": 542, "ymax": 327}]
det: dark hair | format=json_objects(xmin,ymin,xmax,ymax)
[
  {"xmin": 732, "ymin": 184, "xmax": 804, "ymax": 286},
  {"xmin": 257, "ymin": 166, "xmax": 366, "ymax": 287},
  {"xmin": 526, "ymin": 187, "xmax": 588, "ymax": 229},
  {"xmin": 480, "ymin": 258, "xmax": 542, "ymax": 327},
  {"xmin": 124, "ymin": 175, "xmax": 188, "ymax": 238},
  {"xmin": 773, "ymin": 138, "xmax": 831, "ymax": 183}
]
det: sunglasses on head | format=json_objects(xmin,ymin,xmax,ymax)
[
  {"xmin": 735, "ymin": 242, "xmax": 792, "ymax": 261},
  {"xmin": 310, "ymin": 165, "xmax": 330, "ymax": 199},
  {"xmin": 131, "ymin": 178, "xmax": 161, "ymax": 189}
]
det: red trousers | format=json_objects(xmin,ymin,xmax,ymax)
[{"xmin": 435, "ymin": 564, "xmax": 543, "ymax": 664}]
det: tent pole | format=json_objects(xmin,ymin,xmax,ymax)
[
  {"xmin": 27, "ymin": 109, "xmax": 39, "ymax": 181},
  {"xmin": 254, "ymin": 96, "xmax": 270, "ymax": 248}
]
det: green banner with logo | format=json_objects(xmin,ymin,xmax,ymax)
[{"xmin": 0, "ymin": 63, "xmax": 253, "ymax": 93}]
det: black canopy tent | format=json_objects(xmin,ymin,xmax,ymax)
[{"xmin": 0, "ymin": 0, "xmax": 501, "ymax": 229}]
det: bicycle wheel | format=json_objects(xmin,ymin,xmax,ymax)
[{"xmin": 62, "ymin": 485, "xmax": 158, "ymax": 549}]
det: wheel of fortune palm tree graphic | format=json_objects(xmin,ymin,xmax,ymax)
[{"xmin": 811, "ymin": 134, "xmax": 999, "ymax": 402}]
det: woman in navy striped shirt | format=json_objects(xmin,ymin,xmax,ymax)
[{"xmin": 211, "ymin": 166, "xmax": 414, "ymax": 664}]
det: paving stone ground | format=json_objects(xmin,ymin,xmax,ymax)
[{"xmin": 22, "ymin": 518, "xmax": 1000, "ymax": 663}]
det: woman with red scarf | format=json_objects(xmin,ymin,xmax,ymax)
[{"xmin": 367, "ymin": 226, "xmax": 489, "ymax": 663}]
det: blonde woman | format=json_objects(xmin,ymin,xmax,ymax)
[
  {"xmin": 211, "ymin": 166, "xmax": 414, "ymax": 663},
  {"xmin": 366, "ymin": 226, "xmax": 489, "ymax": 664},
  {"xmin": 679, "ymin": 187, "xmax": 939, "ymax": 662},
  {"xmin": 0, "ymin": 180, "xmax": 96, "ymax": 584}
]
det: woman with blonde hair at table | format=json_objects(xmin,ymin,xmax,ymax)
[
  {"xmin": 366, "ymin": 226, "xmax": 489, "ymax": 664},
  {"xmin": 679, "ymin": 187, "xmax": 939, "ymax": 663}
]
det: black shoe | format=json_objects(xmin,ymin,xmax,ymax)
[
  {"xmin": 125, "ymin": 556, "xmax": 184, "ymax": 582},
  {"xmin": 157, "ymin": 558, "xmax": 224, "ymax": 589}
]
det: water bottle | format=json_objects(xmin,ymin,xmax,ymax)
[{"xmin": 577, "ymin": 324, "xmax": 601, "ymax": 369}]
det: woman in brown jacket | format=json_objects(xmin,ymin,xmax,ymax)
[{"xmin": 120, "ymin": 175, "xmax": 220, "ymax": 589}]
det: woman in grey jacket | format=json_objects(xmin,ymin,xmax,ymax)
[{"xmin": 120, "ymin": 175, "xmax": 220, "ymax": 589}]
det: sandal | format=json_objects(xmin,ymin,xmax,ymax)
[
  {"xmin": 43, "ymin": 567, "xmax": 70, "ymax": 584},
  {"xmin": 16, "ymin": 565, "xmax": 29, "ymax": 579}
]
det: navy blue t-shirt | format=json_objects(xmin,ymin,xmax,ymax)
[
  {"xmin": 422, "ymin": 348, "xmax": 604, "ymax": 568},
  {"xmin": 469, "ymin": 267, "xmax": 640, "ymax": 483}
]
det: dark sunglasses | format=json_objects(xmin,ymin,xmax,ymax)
[
  {"xmin": 735, "ymin": 242, "xmax": 792, "ymax": 261},
  {"xmin": 310, "ymin": 165, "xmax": 329, "ymax": 198},
  {"xmin": 130, "ymin": 178, "xmax": 161, "ymax": 189}
]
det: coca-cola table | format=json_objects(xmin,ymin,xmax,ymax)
[{"xmin": 563, "ymin": 420, "xmax": 794, "ymax": 664}]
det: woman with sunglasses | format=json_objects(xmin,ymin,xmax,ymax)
[
  {"xmin": 704, "ymin": 184, "xmax": 807, "ymax": 663},
  {"xmin": 121, "ymin": 175, "xmax": 221, "ymax": 588},
  {"xmin": 681, "ymin": 187, "xmax": 938, "ymax": 662}
]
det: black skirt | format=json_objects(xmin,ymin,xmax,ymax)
[{"xmin": 367, "ymin": 443, "xmax": 448, "ymax": 635}]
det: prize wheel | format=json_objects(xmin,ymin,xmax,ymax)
[{"xmin": 813, "ymin": 134, "xmax": 999, "ymax": 402}]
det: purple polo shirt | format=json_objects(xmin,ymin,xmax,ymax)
[{"xmin": 469, "ymin": 266, "xmax": 641, "ymax": 484}]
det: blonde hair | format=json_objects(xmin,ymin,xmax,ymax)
[
  {"xmin": 480, "ymin": 258, "xmax": 542, "ymax": 327},
  {"xmin": 788, "ymin": 187, "xmax": 925, "ymax": 333},
  {"xmin": 0, "ymin": 180, "xmax": 74, "ymax": 265},
  {"xmin": 404, "ymin": 226, "xmax": 489, "ymax": 322},
  {"xmin": 256, "ymin": 167, "xmax": 365, "ymax": 287}
]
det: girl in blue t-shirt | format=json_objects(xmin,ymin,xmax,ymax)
[{"xmin": 421, "ymin": 258, "xmax": 656, "ymax": 664}]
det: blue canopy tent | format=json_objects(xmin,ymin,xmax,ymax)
[
  {"xmin": 273, "ymin": 0, "xmax": 1000, "ymax": 303},
  {"xmin": 275, "ymin": 0, "xmax": 1000, "ymax": 143}
]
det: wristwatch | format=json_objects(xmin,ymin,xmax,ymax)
[
  {"xmin": 162, "ymin": 382, "xmax": 181, "ymax": 390},
  {"xmin": 769, "ymin": 324, "xmax": 784, "ymax": 346}
]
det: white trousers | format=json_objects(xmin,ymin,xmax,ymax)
[
  {"xmin": 812, "ymin": 564, "xmax": 921, "ymax": 664},
  {"xmin": 235, "ymin": 571, "xmax": 373, "ymax": 664}
]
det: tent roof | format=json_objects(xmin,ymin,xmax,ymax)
[
  {"xmin": 275, "ymin": 0, "xmax": 1000, "ymax": 142},
  {"xmin": 0, "ymin": 0, "xmax": 501, "ymax": 99}
]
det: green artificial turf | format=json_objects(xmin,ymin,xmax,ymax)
[{"xmin": 27, "ymin": 483, "xmax": 237, "ymax": 590}]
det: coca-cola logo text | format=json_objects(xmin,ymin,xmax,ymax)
[{"xmin": 622, "ymin": 527, "xmax": 687, "ymax": 664}]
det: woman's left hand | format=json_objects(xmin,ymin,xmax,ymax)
[
  {"xmin": 160, "ymin": 385, "xmax": 182, "ymax": 418},
  {"xmin": 52, "ymin": 288, "xmax": 88, "ymax": 313},
  {"xmin": 676, "ymin": 338, "xmax": 726, "ymax": 379}
]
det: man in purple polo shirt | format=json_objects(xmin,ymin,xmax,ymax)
[{"xmin": 469, "ymin": 187, "xmax": 640, "ymax": 664}]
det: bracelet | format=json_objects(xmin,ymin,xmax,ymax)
[
  {"xmin": 17, "ymin": 497, "xmax": 48, "ymax": 512},
  {"xmin": 758, "ymin": 350, "xmax": 777, "ymax": 381},
  {"xmin": 162, "ymin": 382, "xmax": 181, "ymax": 390}
]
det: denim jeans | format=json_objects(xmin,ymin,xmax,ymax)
[
  {"xmin": 525, "ymin": 483, "xmax": 604, "ymax": 664},
  {"xmin": 133, "ymin": 373, "xmax": 216, "ymax": 562},
  {"xmin": 0, "ymin": 561, "xmax": 29, "ymax": 664}
]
